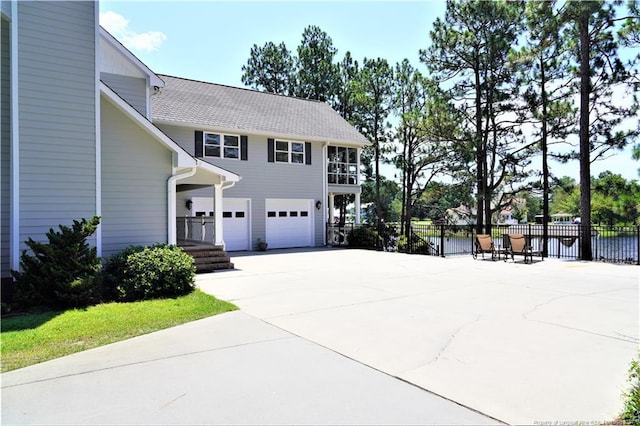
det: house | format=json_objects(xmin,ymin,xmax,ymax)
[
  {"xmin": 497, "ymin": 198, "xmax": 527, "ymax": 224},
  {"xmin": 1, "ymin": 1, "xmax": 369, "ymax": 288},
  {"xmin": 151, "ymin": 75, "xmax": 369, "ymax": 250}
]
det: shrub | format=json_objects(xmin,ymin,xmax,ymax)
[
  {"xmin": 11, "ymin": 216, "xmax": 102, "ymax": 309},
  {"xmin": 621, "ymin": 353, "xmax": 640, "ymax": 425},
  {"xmin": 347, "ymin": 226, "xmax": 380, "ymax": 249},
  {"xmin": 103, "ymin": 244, "xmax": 196, "ymax": 302}
]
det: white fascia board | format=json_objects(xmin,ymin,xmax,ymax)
[
  {"xmin": 152, "ymin": 119, "xmax": 371, "ymax": 148},
  {"xmin": 99, "ymin": 27, "xmax": 164, "ymax": 88},
  {"xmin": 101, "ymin": 83, "xmax": 240, "ymax": 182}
]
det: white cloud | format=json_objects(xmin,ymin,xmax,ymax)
[{"xmin": 99, "ymin": 11, "xmax": 167, "ymax": 53}]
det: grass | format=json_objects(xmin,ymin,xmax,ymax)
[{"xmin": 0, "ymin": 290, "xmax": 237, "ymax": 373}]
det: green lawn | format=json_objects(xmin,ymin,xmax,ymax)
[{"xmin": 1, "ymin": 290, "xmax": 237, "ymax": 373}]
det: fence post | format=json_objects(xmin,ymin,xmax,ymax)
[
  {"xmin": 440, "ymin": 225, "xmax": 445, "ymax": 257},
  {"xmin": 637, "ymin": 225, "xmax": 640, "ymax": 266}
]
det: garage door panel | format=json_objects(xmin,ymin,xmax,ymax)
[
  {"xmin": 266, "ymin": 199, "xmax": 313, "ymax": 249},
  {"xmin": 223, "ymin": 198, "xmax": 250, "ymax": 251}
]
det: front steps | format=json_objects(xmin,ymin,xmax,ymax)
[{"xmin": 179, "ymin": 244, "xmax": 234, "ymax": 273}]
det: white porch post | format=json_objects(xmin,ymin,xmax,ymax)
[
  {"xmin": 355, "ymin": 192, "xmax": 361, "ymax": 224},
  {"xmin": 213, "ymin": 183, "xmax": 224, "ymax": 247},
  {"xmin": 328, "ymin": 193, "xmax": 335, "ymax": 224}
]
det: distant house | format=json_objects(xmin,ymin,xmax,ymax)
[
  {"xmin": 446, "ymin": 205, "xmax": 477, "ymax": 226},
  {"xmin": 1, "ymin": 1, "xmax": 369, "ymax": 284},
  {"xmin": 497, "ymin": 198, "xmax": 527, "ymax": 224}
]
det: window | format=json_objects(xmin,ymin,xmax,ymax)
[
  {"xmin": 328, "ymin": 146, "xmax": 358, "ymax": 185},
  {"xmin": 275, "ymin": 140, "xmax": 305, "ymax": 164},
  {"xmin": 204, "ymin": 132, "xmax": 240, "ymax": 159}
]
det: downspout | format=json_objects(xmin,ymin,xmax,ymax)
[
  {"xmin": 10, "ymin": 2, "xmax": 20, "ymax": 271},
  {"xmin": 167, "ymin": 166, "xmax": 197, "ymax": 245},
  {"xmin": 322, "ymin": 141, "xmax": 329, "ymax": 245}
]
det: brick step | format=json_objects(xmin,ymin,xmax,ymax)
[
  {"xmin": 180, "ymin": 246, "xmax": 225, "ymax": 253},
  {"xmin": 186, "ymin": 250, "xmax": 229, "ymax": 258},
  {"xmin": 193, "ymin": 256, "xmax": 232, "ymax": 265},
  {"xmin": 195, "ymin": 262, "xmax": 235, "ymax": 273},
  {"xmin": 179, "ymin": 244, "xmax": 234, "ymax": 273}
]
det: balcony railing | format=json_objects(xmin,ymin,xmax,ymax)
[{"xmin": 177, "ymin": 216, "xmax": 215, "ymax": 244}]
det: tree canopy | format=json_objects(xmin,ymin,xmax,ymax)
[{"xmin": 239, "ymin": 1, "xmax": 640, "ymax": 237}]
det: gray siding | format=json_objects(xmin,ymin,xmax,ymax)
[
  {"xmin": 1, "ymin": 15, "xmax": 10, "ymax": 277},
  {"xmin": 101, "ymin": 98, "xmax": 172, "ymax": 257},
  {"xmin": 17, "ymin": 2, "xmax": 97, "ymax": 248},
  {"xmin": 101, "ymin": 72, "xmax": 147, "ymax": 117},
  {"xmin": 158, "ymin": 124, "xmax": 325, "ymax": 246}
]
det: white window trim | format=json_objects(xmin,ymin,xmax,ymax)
[
  {"xmin": 204, "ymin": 132, "xmax": 241, "ymax": 160},
  {"xmin": 328, "ymin": 146, "xmax": 359, "ymax": 185},
  {"xmin": 275, "ymin": 140, "xmax": 305, "ymax": 164}
]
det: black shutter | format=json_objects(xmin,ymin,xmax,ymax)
[
  {"xmin": 305, "ymin": 142, "xmax": 312, "ymax": 165},
  {"xmin": 240, "ymin": 135, "xmax": 248, "ymax": 161},
  {"xmin": 268, "ymin": 138, "xmax": 275, "ymax": 163},
  {"xmin": 195, "ymin": 131, "xmax": 203, "ymax": 157}
]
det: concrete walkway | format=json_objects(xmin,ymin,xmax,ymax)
[
  {"xmin": 2, "ymin": 248, "xmax": 638, "ymax": 425},
  {"xmin": 197, "ymin": 248, "xmax": 639, "ymax": 425}
]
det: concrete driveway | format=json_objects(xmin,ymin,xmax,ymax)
[{"xmin": 197, "ymin": 248, "xmax": 639, "ymax": 425}]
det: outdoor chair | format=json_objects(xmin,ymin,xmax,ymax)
[
  {"xmin": 506, "ymin": 233, "xmax": 534, "ymax": 264},
  {"xmin": 473, "ymin": 234, "xmax": 498, "ymax": 260}
]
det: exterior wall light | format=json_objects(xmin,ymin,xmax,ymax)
[
  {"xmin": 315, "ymin": 200, "xmax": 322, "ymax": 210},
  {"xmin": 185, "ymin": 199, "xmax": 193, "ymax": 210}
]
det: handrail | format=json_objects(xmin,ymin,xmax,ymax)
[{"xmin": 177, "ymin": 216, "xmax": 215, "ymax": 244}]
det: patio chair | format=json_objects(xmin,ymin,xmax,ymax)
[
  {"xmin": 473, "ymin": 234, "xmax": 497, "ymax": 260},
  {"xmin": 505, "ymin": 233, "xmax": 533, "ymax": 264}
]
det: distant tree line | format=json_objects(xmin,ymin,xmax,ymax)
[{"xmin": 241, "ymin": 0, "xmax": 640, "ymax": 258}]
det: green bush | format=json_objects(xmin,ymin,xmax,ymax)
[
  {"xmin": 11, "ymin": 216, "xmax": 102, "ymax": 309},
  {"xmin": 347, "ymin": 226, "xmax": 380, "ymax": 249},
  {"xmin": 103, "ymin": 244, "xmax": 196, "ymax": 302},
  {"xmin": 621, "ymin": 353, "xmax": 640, "ymax": 425}
]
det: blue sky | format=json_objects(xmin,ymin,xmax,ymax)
[{"xmin": 99, "ymin": 1, "xmax": 639, "ymax": 182}]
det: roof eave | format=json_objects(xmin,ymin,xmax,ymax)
[{"xmin": 152, "ymin": 119, "xmax": 371, "ymax": 147}]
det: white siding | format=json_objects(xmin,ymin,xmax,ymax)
[
  {"xmin": 101, "ymin": 72, "xmax": 147, "ymax": 116},
  {"xmin": 17, "ymin": 1, "xmax": 97, "ymax": 248},
  {"xmin": 1, "ymin": 14, "xmax": 10, "ymax": 278},
  {"xmin": 158, "ymin": 124, "xmax": 325, "ymax": 248},
  {"xmin": 101, "ymin": 98, "xmax": 172, "ymax": 257}
]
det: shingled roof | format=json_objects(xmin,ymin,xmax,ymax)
[{"xmin": 152, "ymin": 75, "xmax": 370, "ymax": 146}]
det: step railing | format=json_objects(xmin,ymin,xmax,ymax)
[{"xmin": 177, "ymin": 216, "xmax": 215, "ymax": 244}]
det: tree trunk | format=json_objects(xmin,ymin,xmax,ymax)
[
  {"xmin": 540, "ymin": 55, "xmax": 549, "ymax": 258},
  {"xmin": 374, "ymin": 112, "xmax": 382, "ymax": 250},
  {"xmin": 474, "ymin": 62, "xmax": 484, "ymax": 235},
  {"xmin": 578, "ymin": 7, "xmax": 593, "ymax": 260}
]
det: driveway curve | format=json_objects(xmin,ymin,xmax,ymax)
[{"xmin": 198, "ymin": 248, "xmax": 639, "ymax": 425}]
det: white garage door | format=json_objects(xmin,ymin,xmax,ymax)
[
  {"xmin": 266, "ymin": 199, "xmax": 313, "ymax": 249},
  {"xmin": 190, "ymin": 197, "xmax": 250, "ymax": 251},
  {"xmin": 222, "ymin": 198, "xmax": 250, "ymax": 251}
]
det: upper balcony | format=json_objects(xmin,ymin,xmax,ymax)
[{"xmin": 327, "ymin": 146, "xmax": 359, "ymax": 193}]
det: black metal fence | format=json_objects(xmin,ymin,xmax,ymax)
[{"xmin": 328, "ymin": 222, "xmax": 640, "ymax": 265}]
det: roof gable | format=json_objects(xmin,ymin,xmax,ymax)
[
  {"xmin": 99, "ymin": 27, "xmax": 165, "ymax": 88},
  {"xmin": 152, "ymin": 75, "xmax": 370, "ymax": 146}
]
